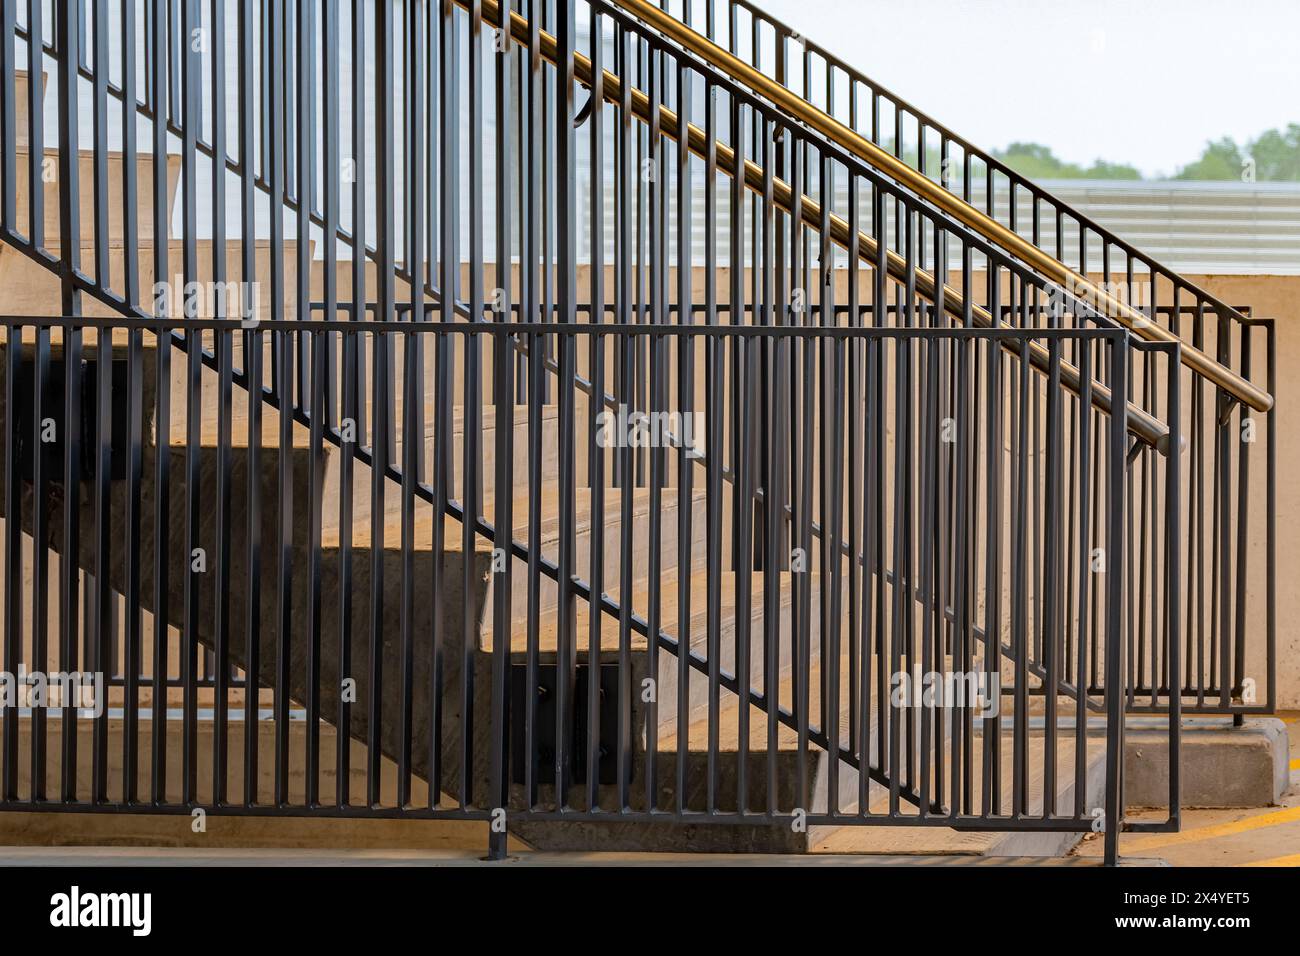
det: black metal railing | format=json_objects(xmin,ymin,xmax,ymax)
[
  {"xmin": 0, "ymin": 315, "xmax": 1148, "ymax": 860},
  {"xmin": 607, "ymin": 0, "xmax": 1277, "ymax": 718},
  {"xmin": 0, "ymin": 0, "xmax": 1277, "ymax": 861}
]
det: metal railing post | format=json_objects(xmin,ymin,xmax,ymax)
[{"xmin": 1103, "ymin": 331, "xmax": 1129, "ymax": 866}]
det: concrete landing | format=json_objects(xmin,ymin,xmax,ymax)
[{"xmin": 1124, "ymin": 717, "xmax": 1290, "ymax": 809}]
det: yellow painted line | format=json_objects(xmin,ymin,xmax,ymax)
[
  {"xmin": 1291, "ymin": 758, "xmax": 1300, "ymax": 771},
  {"xmin": 1121, "ymin": 805, "xmax": 1300, "ymax": 853},
  {"xmin": 1237, "ymin": 853, "xmax": 1300, "ymax": 867}
]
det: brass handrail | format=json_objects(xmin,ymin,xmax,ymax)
[
  {"xmin": 459, "ymin": 0, "xmax": 1169, "ymax": 447},
  {"xmin": 607, "ymin": 0, "xmax": 1272, "ymax": 415}
]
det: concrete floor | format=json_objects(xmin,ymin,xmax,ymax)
[
  {"xmin": 0, "ymin": 845, "xmax": 1164, "ymax": 866},
  {"xmin": 1074, "ymin": 712, "xmax": 1300, "ymax": 866},
  {"xmin": 1, "ymin": 716, "xmax": 1294, "ymax": 867}
]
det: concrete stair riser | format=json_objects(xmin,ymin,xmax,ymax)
[
  {"xmin": 0, "ymin": 239, "xmax": 312, "ymax": 321},
  {"xmin": 10, "ymin": 148, "xmax": 180, "ymax": 244},
  {"xmin": 4, "ymin": 712, "xmax": 435, "ymax": 809},
  {"xmin": 11, "ymin": 71, "xmax": 44, "ymax": 151}
]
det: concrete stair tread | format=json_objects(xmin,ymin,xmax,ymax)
[
  {"xmin": 390, "ymin": 400, "xmax": 561, "ymax": 446},
  {"xmin": 166, "ymin": 398, "xmax": 313, "ymax": 450},
  {"xmin": 319, "ymin": 483, "xmax": 705, "ymax": 552},
  {"xmin": 161, "ymin": 396, "xmax": 556, "ymax": 451},
  {"xmin": 657, "ymin": 696, "xmax": 803, "ymax": 753},
  {"xmin": 479, "ymin": 568, "xmax": 789, "ymax": 656}
]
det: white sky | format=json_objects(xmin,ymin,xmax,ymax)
[{"xmin": 757, "ymin": 0, "xmax": 1300, "ymax": 178}]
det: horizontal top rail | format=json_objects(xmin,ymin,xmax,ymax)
[
  {"xmin": 0, "ymin": 315, "xmax": 1135, "ymax": 340},
  {"xmin": 3, "ymin": 312, "xmax": 1166, "ymax": 444},
  {"xmin": 607, "ymin": 0, "xmax": 1273, "ymax": 414}
]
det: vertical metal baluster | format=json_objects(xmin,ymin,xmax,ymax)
[
  {"xmin": 1164, "ymin": 339, "xmax": 1182, "ymax": 820},
  {"xmin": 642, "ymin": 38, "xmax": 662, "ymax": 813},
  {"xmin": 823, "ymin": 159, "xmax": 843, "ymax": 814},
  {"xmin": 553, "ymin": 0, "xmax": 578, "ymax": 807},
  {"xmin": 825, "ymin": 324, "xmax": 846, "ymax": 817},
  {"xmin": 1190, "ymin": 302, "xmax": 1204, "ymax": 707},
  {"xmin": 1042, "ymin": 333, "xmax": 1063, "ymax": 816},
  {"xmin": 491, "ymin": 12, "xmax": 515, "ymax": 825},
  {"xmin": 1102, "ymin": 332, "xmax": 1128, "ymax": 866},
  {"xmin": 399, "ymin": 0, "xmax": 425, "ymax": 812},
  {"xmin": 370, "ymin": 0, "xmax": 394, "ymax": 808},
  {"xmin": 845, "ymin": 92, "xmax": 861, "ymax": 771},
  {"xmin": 270, "ymin": 0, "xmax": 292, "ymax": 807},
  {"xmin": 789, "ymin": 132, "xmax": 809, "ymax": 817},
  {"xmin": 703, "ymin": 72, "xmax": 721, "ymax": 815},
  {"xmin": 1074, "ymin": 332, "xmax": 1092, "ymax": 818},
  {"xmin": 886, "ymin": 210, "xmax": 917, "ymax": 815},
  {"xmin": 321, "ymin": 1, "xmax": 339, "ymax": 424},
  {"xmin": 982, "ymin": 276, "xmax": 1002, "ymax": 817},
  {"xmin": 525, "ymin": 327, "xmax": 543, "ymax": 807},
  {"xmin": 209, "ymin": 0, "xmax": 232, "ymax": 811},
  {"xmin": 338, "ymin": 0, "xmax": 366, "ymax": 806},
  {"xmin": 520, "ymin": 0, "xmax": 541, "ymax": 812},
  {"xmin": 488, "ymin": 320, "xmax": 515, "ymax": 854},
  {"xmin": 26, "ymin": 0, "xmax": 43, "ymax": 249},
  {"xmin": 57, "ymin": 0, "xmax": 85, "ymax": 805},
  {"xmin": 177, "ymin": 0, "xmax": 201, "ymax": 806},
  {"xmin": 241, "ymin": 0, "xmax": 262, "ymax": 810},
  {"xmin": 870, "ymin": 175, "xmax": 886, "ymax": 811},
  {"xmin": 916, "ymin": 326, "xmax": 937, "ymax": 817},
  {"xmin": 541, "ymin": 0, "xmax": 553, "ymax": 379},
  {"xmin": 337, "ymin": 322, "xmax": 356, "ymax": 808},
  {"xmin": 463, "ymin": 0, "xmax": 486, "ymax": 813},
  {"xmin": 87, "ymin": 0, "xmax": 112, "ymax": 808},
  {"xmin": 399, "ymin": 322, "xmax": 417, "ymax": 804},
  {"xmin": 726, "ymin": 96, "xmax": 748, "ymax": 811},
  {"xmin": 858, "ymin": 322, "xmax": 877, "ymax": 819},
  {"xmin": 761, "ymin": 115, "xmax": 780, "ymax": 817},
  {"xmin": 29, "ymin": 310, "xmax": 49, "ymax": 800},
  {"xmin": 952, "ymin": 331, "xmax": 973, "ymax": 817},
  {"xmin": 1, "ymin": 314, "xmax": 19, "ymax": 800},
  {"xmin": 613, "ymin": 18, "xmax": 632, "ymax": 812},
  {"xmin": 902, "ymin": 209, "xmax": 918, "ymax": 798},
  {"xmin": 1011, "ymin": 278, "xmax": 1031, "ymax": 816},
  {"xmin": 427, "ymin": 0, "xmax": 455, "ymax": 810},
  {"xmin": 303, "ymin": 318, "xmax": 325, "ymax": 812},
  {"xmin": 1232, "ymin": 328, "xmax": 1251, "ymax": 710},
  {"xmin": 886, "ymin": 320, "xmax": 904, "ymax": 817},
  {"xmin": 673, "ymin": 52, "xmax": 692, "ymax": 814},
  {"xmin": 1213, "ymin": 312, "xmax": 1230, "ymax": 709},
  {"xmin": 0, "ymin": 0, "xmax": 15, "ymax": 230},
  {"xmin": 932, "ymin": 221, "xmax": 949, "ymax": 810},
  {"xmin": 296, "ymin": 0, "xmax": 321, "ymax": 811},
  {"xmin": 321, "ymin": 0, "xmax": 341, "ymax": 809},
  {"xmin": 735, "ymin": 329, "xmax": 755, "ymax": 815},
  {"xmin": 585, "ymin": 3, "xmax": 605, "ymax": 815}
]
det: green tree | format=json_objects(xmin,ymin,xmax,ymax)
[
  {"xmin": 1174, "ymin": 137, "xmax": 1245, "ymax": 180},
  {"xmin": 1175, "ymin": 127, "xmax": 1300, "ymax": 181},
  {"xmin": 1249, "ymin": 123, "xmax": 1300, "ymax": 181},
  {"xmin": 992, "ymin": 142, "xmax": 1140, "ymax": 180}
]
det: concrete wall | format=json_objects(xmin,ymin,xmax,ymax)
[{"xmin": 1181, "ymin": 273, "xmax": 1298, "ymax": 709}]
